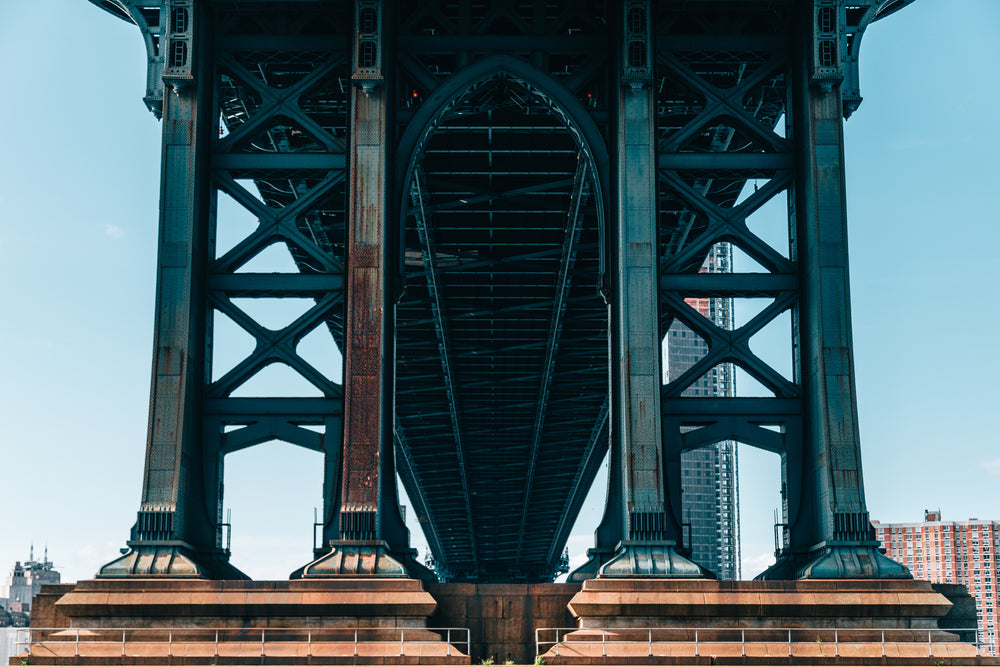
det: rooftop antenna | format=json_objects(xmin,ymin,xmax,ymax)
[{"xmin": 30, "ymin": 541, "xmax": 34, "ymax": 563}]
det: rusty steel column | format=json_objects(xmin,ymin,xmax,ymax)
[
  {"xmin": 759, "ymin": 1, "xmax": 909, "ymax": 579},
  {"xmin": 99, "ymin": 3, "xmax": 243, "ymax": 580},
  {"xmin": 600, "ymin": 0, "xmax": 708, "ymax": 578},
  {"xmin": 293, "ymin": 0, "xmax": 412, "ymax": 578}
]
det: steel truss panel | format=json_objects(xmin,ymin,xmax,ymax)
[
  {"xmin": 99, "ymin": 0, "xmax": 353, "ymax": 579},
  {"xmin": 648, "ymin": 0, "xmax": 908, "ymax": 580}
]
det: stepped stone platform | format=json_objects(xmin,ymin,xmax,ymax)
[
  {"xmin": 538, "ymin": 579, "xmax": 997, "ymax": 665},
  {"xmin": 568, "ymin": 579, "xmax": 954, "ymax": 628},
  {"xmin": 13, "ymin": 579, "xmax": 1000, "ymax": 667},
  {"xmin": 14, "ymin": 579, "xmax": 467, "ymax": 665},
  {"xmin": 52, "ymin": 578, "xmax": 438, "ymax": 625},
  {"xmin": 15, "ymin": 582, "xmax": 578, "ymax": 666}
]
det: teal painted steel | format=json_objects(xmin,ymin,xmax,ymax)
[{"xmin": 91, "ymin": 0, "xmax": 915, "ymax": 583}]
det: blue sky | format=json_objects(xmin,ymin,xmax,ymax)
[{"xmin": 1, "ymin": 1, "xmax": 998, "ymax": 583}]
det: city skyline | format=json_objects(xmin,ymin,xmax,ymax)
[{"xmin": 1, "ymin": 1, "xmax": 999, "ymax": 583}]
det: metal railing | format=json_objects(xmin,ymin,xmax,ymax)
[
  {"xmin": 15, "ymin": 626, "xmax": 469, "ymax": 659},
  {"xmin": 536, "ymin": 626, "xmax": 995, "ymax": 659}
]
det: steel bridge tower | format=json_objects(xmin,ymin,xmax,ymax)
[{"xmin": 90, "ymin": 0, "xmax": 915, "ymax": 583}]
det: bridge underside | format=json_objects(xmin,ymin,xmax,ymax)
[{"xmin": 396, "ymin": 78, "xmax": 609, "ymax": 582}]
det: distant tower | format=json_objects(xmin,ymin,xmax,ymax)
[
  {"xmin": 1, "ymin": 563, "xmax": 28, "ymax": 610},
  {"xmin": 24, "ymin": 548, "xmax": 61, "ymax": 607},
  {"xmin": 665, "ymin": 243, "xmax": 740, "ymax": 579},
  {"xmin": 1, "ymin": 547, "xmax": 59, "ymax": 614}
]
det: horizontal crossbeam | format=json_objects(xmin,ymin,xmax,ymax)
[
  {"xmin": 659, "ymin": 273, "xmax": 795, "ymax": 297},
  {"xmin": 659, "ymin": 153, "xmax": 792, "ymax": 170},
  {"xmin": 206, "ymin": 397, "xmax": 342, "ymax": 419},
  {"xmin": 212, "ymin": 153, "xmax": 346, "ymax": 171},
  {"xmin": 208, "ymin": 273, "xmax": 344, "ymax": 297}
]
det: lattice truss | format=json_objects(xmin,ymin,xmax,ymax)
[
  {"xmin": 206, "ymin": 7, "xmax": 351, "ymax": 488},
  {"xmin": 392, "ymin": 1, "xmax": 612, "ymax": 582},
  {"xmin": 653, "ymin": 5, "xmax": 801, "ymax": 532}
]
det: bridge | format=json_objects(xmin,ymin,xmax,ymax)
[{"xmin": 89, "ymin": 0, "xmax": 915, "ymax": 585}]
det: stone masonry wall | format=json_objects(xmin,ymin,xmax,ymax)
[{"xmin": 427, "ymin": 583, "xmax": 581, "ymax": 664}]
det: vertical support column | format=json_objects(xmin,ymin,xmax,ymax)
[
  {"xmin": 600, "ymin": 1, "xmax": 707, "ymax": 578},
  {"xmin": 341, "ymin": 0, "xmax": 389, "ymax": 549},
  {"xmin": 294, "ymin": 0, "xmax": 409, "ymax": 578},
  {"xmin": 763, "ymin": 1, "xmax": 907, "ymax": 579},
  {"xmin": 99, "ymin": 2, "xmax": 243, "ymax": 580}
]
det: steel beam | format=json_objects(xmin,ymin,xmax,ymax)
[
  {"xmin": 514, "ymin": 157, "xmax": 587, "ymax": 563},
  {"xmin": 659, "ymin": 273, "xmax": 796, "ymax": 297},
  {"xmin": 409, "ymin": 170, "xmax": 480, "ymax": 570},
  {"xmin": 398, "ymin": 34, "xmax": 601, "ymax": 52},
  {"xmin": 211, "ymin": 153, "xmax": 346, "ymax": 171},
  {"xmin": 658, "ymin": 153, "xmax": 792, "ymax": 171},
  {"xmin": 600, "ymin": 0, "xmax": 708, "ymax": 578},
  {"xmin": 207, "ymin": 273, "xmax": 344, "ymax": 297},
  {"xmin": 206, "ymin": 397, "xmax": 342, "ymax": 418}
]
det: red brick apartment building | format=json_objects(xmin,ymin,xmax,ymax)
[{"xmin": 874, "ymin": 510, "xmax": 999, "ymax": 654}]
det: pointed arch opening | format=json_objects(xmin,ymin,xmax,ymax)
[{"xmin": 392, "ymin": 58, "xmax": 611, "ymax": 582}]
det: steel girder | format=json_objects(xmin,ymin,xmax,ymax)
[{"xmin": 408, "ymin": 169, "xmax": 481, "ymax": 569}]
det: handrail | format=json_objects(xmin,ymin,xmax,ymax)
[
  {"xmin": 13, "ymin": 626, "xmax": 470, "ymax": 659},
  {"xmin": 534, "ymin": 626, "xmax": 994, "ymax": 660}
]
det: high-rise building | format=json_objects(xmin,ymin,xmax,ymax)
[
  {"xmin": 874, "ymin": 510, "xmax": 999, "ymax": 655},
  {"xmin": 0, "ymin": 546, "xmax": 60, "ymax": 615},
  {"xmin": 664, "ymin": 243, "xmax": 740, "ymax": 580}
]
